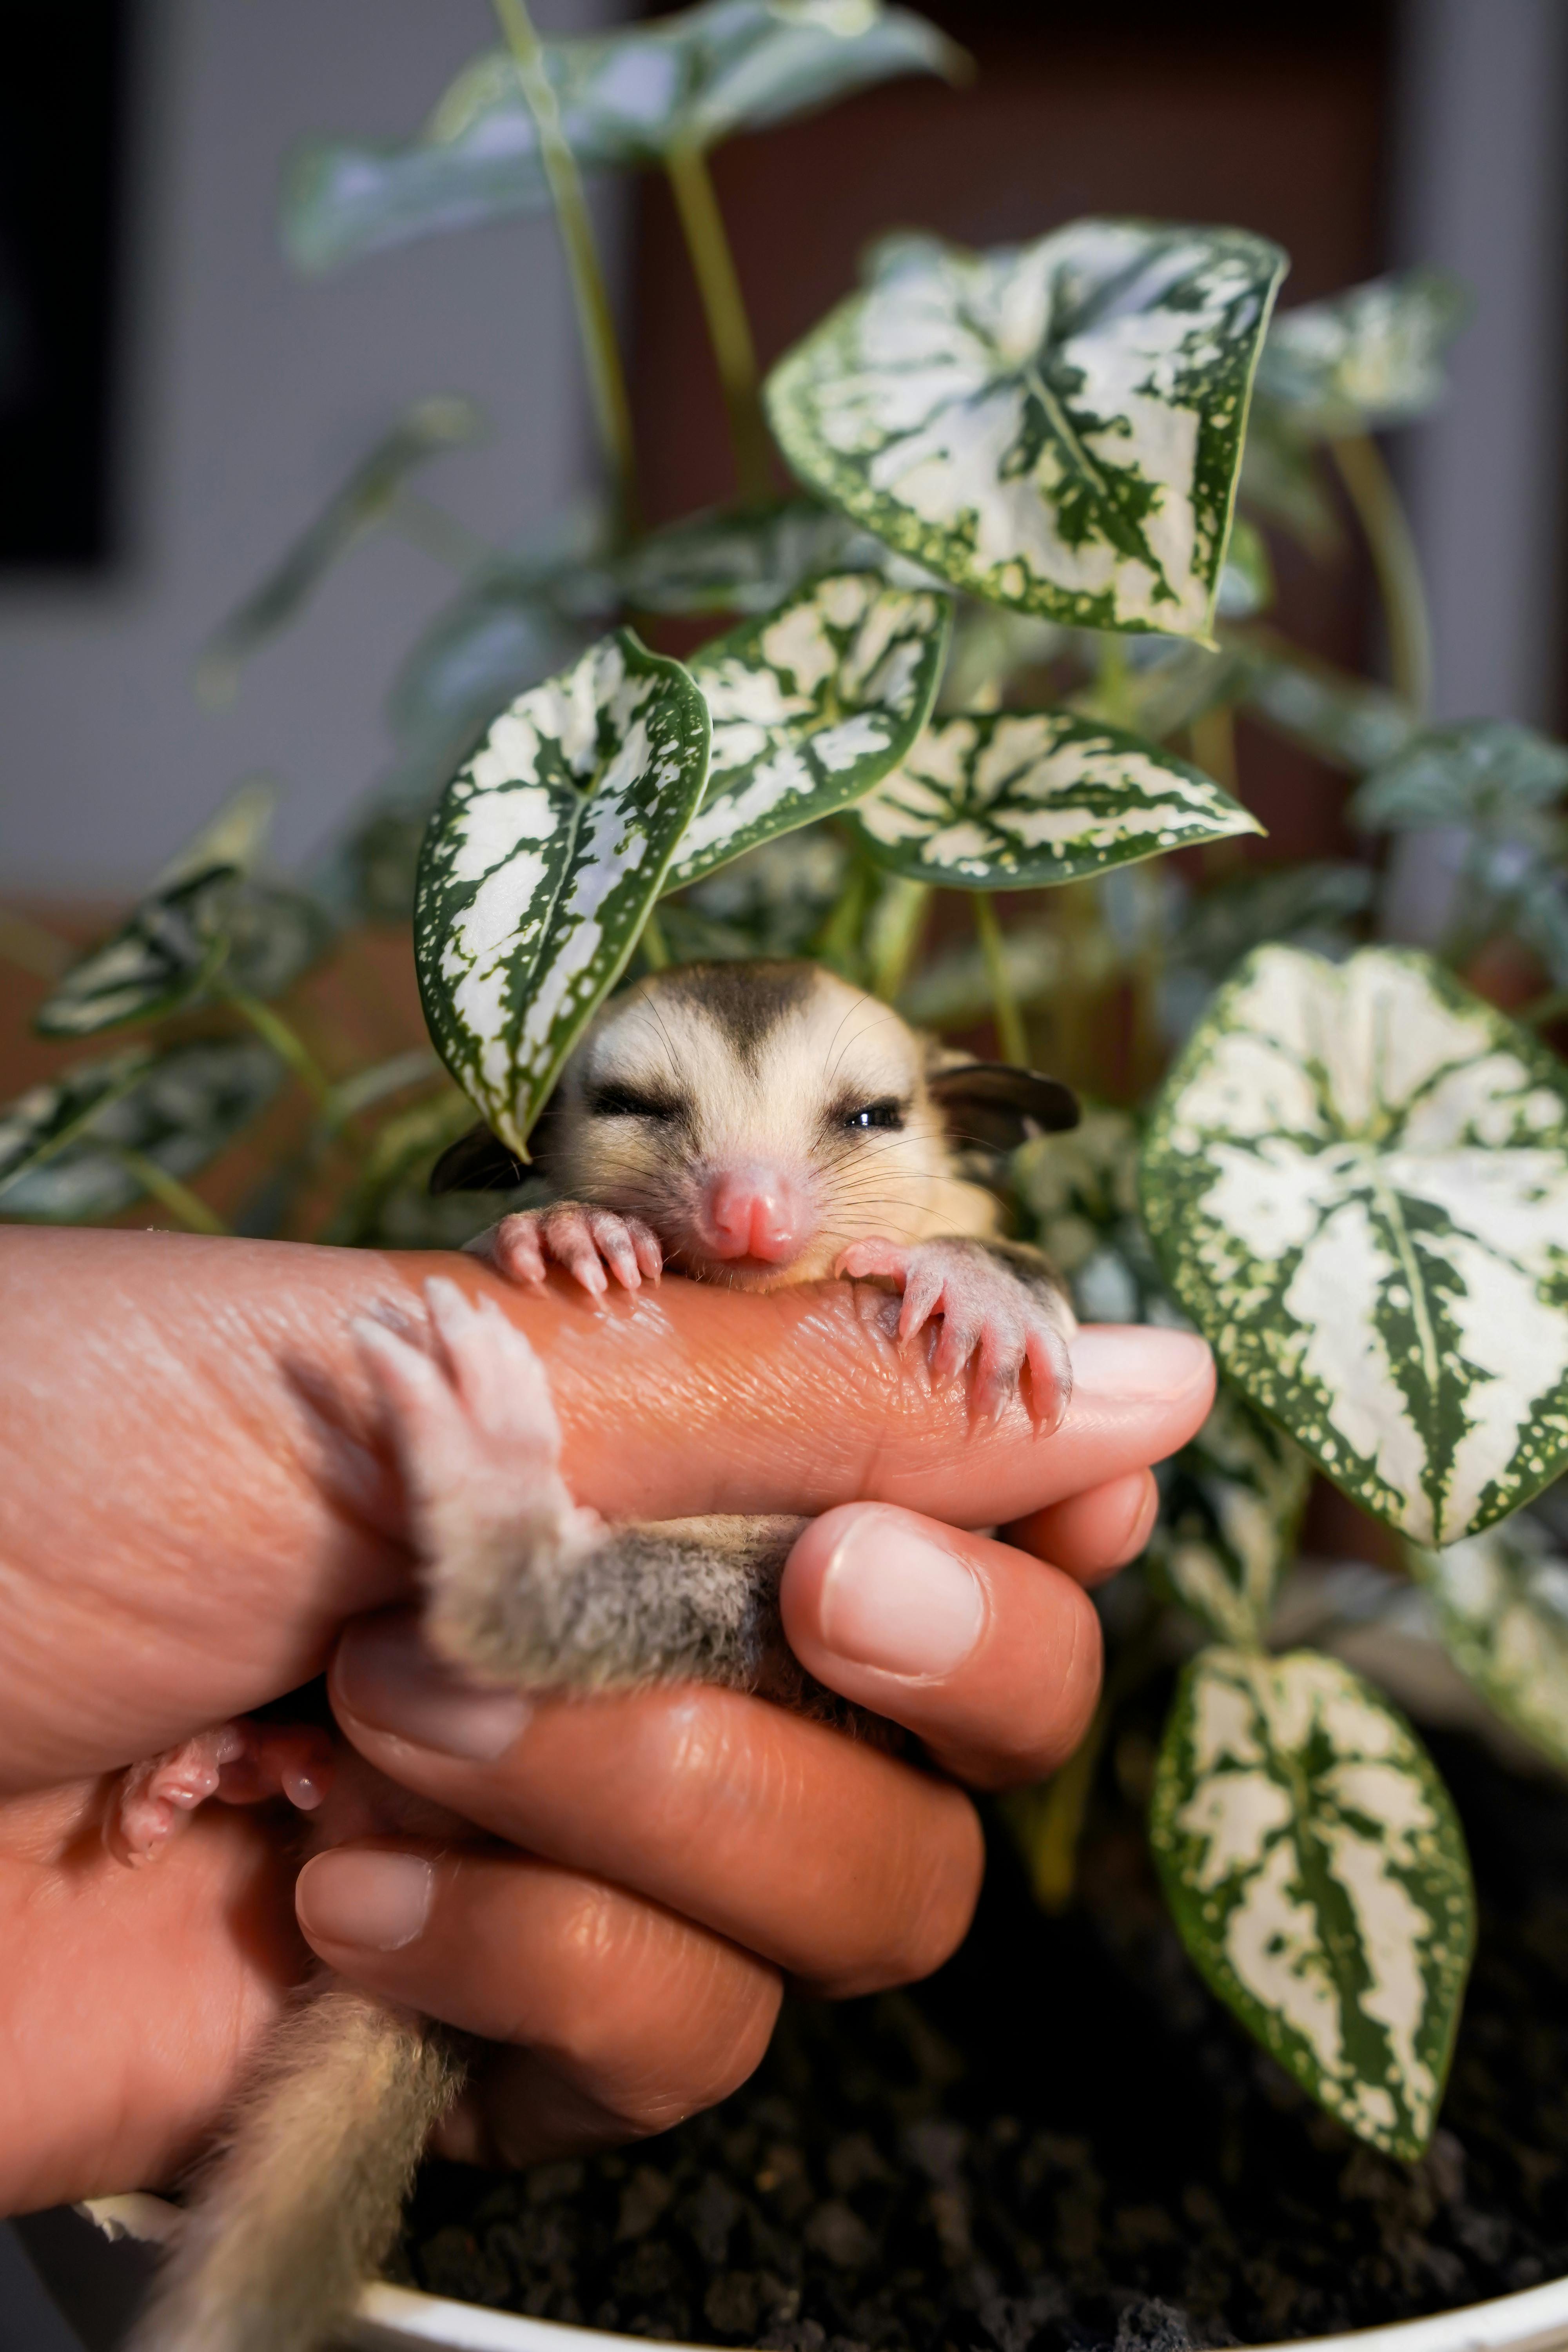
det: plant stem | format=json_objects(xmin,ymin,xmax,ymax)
[
  {"xmin": 224, "ymin": 989, "xmax": 344, "ymax": 1131},
  {"xmin": 1329, "ymin": 433, "xmax": 1432, "ymax": 716},
  {"xmin": 1092, "ymin": 631, "xmax": 1132, "ymax": 727},
  {"xmin": 972, "ymin": 893, "xmax": 1028, "ymax": 1065},
  {"xmin": 867, "ymin": 876, "xmax": 932, "ymax": 1003},
  {"xmin": 111, "ymin": 1147, "xmax": 228, "ymax": 1236},
  {"xmin": 639, "ymin": 907, "xmax": 671, "ymax": 970},
  {"xmin": 492, "ymin": 0, "xmax": 641, "ymax": 535},
  {"xmin": 1005, "ymin": 1688, "xmax": 1114, "ymax": 1913},
  {"xmin": 664, "ymin": 143, "xmax": 773, "ymax": 505}
]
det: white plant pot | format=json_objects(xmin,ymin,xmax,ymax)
[{"xmin": 83, "ymin": 2194, "xmax": 1568, "ymax": 2352}]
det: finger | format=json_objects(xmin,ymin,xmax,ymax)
[
  {"xmin": 542, "ymin": 1211, "xmax": 608, "ymax": 1298},
  {"xmin": 833, "ymin": 1238, "xmax": 902, "ymax": 1281},
  {"xmin": 627, "ymin": 1218, "xmax": 664, "ymax": 1284},
  {"xmin": 1004, "ymin": 1468, "xmax": 1159, "ymax": 1587},
  {"xmin": 896, "ymin": 1260, "xmax": 944, "ymax": 1344},
  {"xmin": 779, "ymin": 1502, "xmax": 1102, "ymax": 1789},
  {"xmin": 587, "ymin": 1213, "xmax": 643, "ymax": 1292},
  {"xmin": 329, "ymin": 1612, "xmax": 984, "ymax": 2000},
  {"xmin": 295, "ymin": 1840, "xmax": 780, "ymax": 2165},
  {"xmin": 492, "ymin": 1218, "xmax": 546, "ymax": 1286}
]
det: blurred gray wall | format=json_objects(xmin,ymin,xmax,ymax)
[{"xmin": 0, "ymin": 0, "xmax": 623, "ymax": 897}]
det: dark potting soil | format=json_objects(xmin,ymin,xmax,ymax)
[{"xmin": 395, "ymin": 1725, "xmax": 1568, "ymax": 2350}]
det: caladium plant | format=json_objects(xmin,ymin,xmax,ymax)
[{"xmin": 13, "ymin": 0, "xmax": 1568, "ymax": 2178}]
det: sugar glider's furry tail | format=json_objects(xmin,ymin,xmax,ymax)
[{"xmin": 127, "ymin": 1980, "xmax": 464, "ymax": 2352}]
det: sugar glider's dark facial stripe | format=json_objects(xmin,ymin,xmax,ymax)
[
  {"xmin": 586, "ymin": 1080, "xmax": 688, "ymax": 1123},
  {"xmin": 664, "ymin": 959, "xmax": 815, "ymax": 1073}
]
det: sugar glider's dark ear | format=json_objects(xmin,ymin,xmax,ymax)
[
  {"xmin": 926, "ymin": 1062, "xmax": 1080, "ymax": 1152},
  {"xmin": 429, "ymin": 1094, "xmax": 563, "ymax": 1194}
]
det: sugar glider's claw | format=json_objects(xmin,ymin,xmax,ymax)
[
  {"xmin": 107, "ymin": 1722, "xmax": 335, "ymax": 1868},
  {"xmin": 836, "ymin": 1237, "xmax": 1072, "ymax": 1430},
  {"xmin": 466, "ymin": 1204, "xmax": 662, "ymax": 1299}
]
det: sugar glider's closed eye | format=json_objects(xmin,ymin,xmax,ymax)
[{"xmin": 121, "ymin": 961, "xmax": 1079, "ymax": 2352}]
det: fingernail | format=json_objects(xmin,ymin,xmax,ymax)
[
  {"xmin": 1067, "ymin": 1324, "xmax": 1212, "ymax": 1402},
  {"xmin": 336, "ymin": 1612, "xmax": 531, "ymax": 1760},
  {"xmin": 818, "ymin": 1509, "xmax": 985, "ymax": 1679},
  {"xmin": 297, "ymin": 1849, "xmax": 434, "ymax": 1953}
]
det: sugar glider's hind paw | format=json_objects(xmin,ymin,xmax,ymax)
[
  {"xmin": 466, "ymin": 1203, "xmax": 663, "ymax": 1298},
  {"xmin": 354, "ymin": 1278, "xmax": 605, "ymax": 1676},
  {"xmin": 107, "ymin": 1722, "xmax": 333, "ymax": 1868},
  {"xmin": 835, "ymin": 1237, "xmax": 1074, "ymax": 1428}
]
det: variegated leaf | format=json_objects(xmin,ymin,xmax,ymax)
[
  {"xmin": 765, "ymin": 220, "xmax": 1287, "ymax": 638},
  {"xmin": 1352, "ymin": 719, "xmax": 1568, "ymax": 835},
  {"xmin": 283, "ymin": 2, "xmax": 962, "ymax": 273},
  {"xmin": 1151, "ymin": 1648, "xmax": 1474, "ymax": 2160},
  {"xmin": 1254, "ymin": 269, "xmax": 1469, "ymax": 441},
  {"xmin": 1410, "ymin": 1509, "xmax": 1568, "ymax": 1774},
  {"xmin": 1148, "ymin": 1385, "xmax": 1311, "ymax": 1647},
  {"xmin": 612, "ymin": 499, "xmax": 878, "ymax": 617},
  {"xmin": 1216, "ymin": 514, "xmax": 1274, "ymax": 620},
  {"xmin": 1238, "ymin": 647, "xmax": 1416, "ymax": 774},
  {"xmin": 0, "ymin": 1041, "xmax": 281, "ymax": 1223},
  {"xmin": 849, "ymin": 707, "xmax": 1261, "ymax": 887},
  {"xmin": 1142, "ymin": 944, "xmax": 1568, "ymax": 1546},
  {"xmin": 666, "ymin": 571, "xmax": 949, "ymax": 890},
  {"xmin": 415, "ymin": 630, "xmax": 710, "ymax": 1156}
]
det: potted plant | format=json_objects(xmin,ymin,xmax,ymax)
[{"xmin": 12, "ymin": 6, "xmax": 1568, "ymax": 2347}]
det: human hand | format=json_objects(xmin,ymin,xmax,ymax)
[{"xmin": 0, "ymin": 1228, "xmax": 1212, "ymax": 2208}]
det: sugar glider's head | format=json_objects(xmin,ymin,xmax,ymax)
[{"xmin": 542, "ymin": 961, "xmax": 1072, "ymax": 1291}]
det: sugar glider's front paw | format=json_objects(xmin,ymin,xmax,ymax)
[
  {"xmin": 466, "ymin": 1203, "xmax": 663, "ymax": 1298},
  {"xmin": 107, "ymin": 1722, "xmax": 333, "ymax": 1868},
  {"xmin": 834, "ymin": 1238, "xmax": 1073, "ymax": 1426}
]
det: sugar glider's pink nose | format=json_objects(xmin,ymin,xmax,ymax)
[{"xmin": 701, "ymin": 1165, "xmax": 809, "ymax": 1263}]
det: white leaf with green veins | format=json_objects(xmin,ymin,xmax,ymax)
[
  {"xmin": 665, "ymin": 571, "xmax": 949, "ymax": 890},
  {"xmin": 1151, "ymin": 1648, "xmax": 1473, "ymax": 2160},
  {"xmin": 1149, "ymin": 1385, "xmax": 1312, "ymax": 1647},
  {"xmin": 1142, "ymin": 944, "xmax": 1568, "ymax": 1545},
  {"xmin": 849, "ymin": 707, "xmax": 1261, "ymax": 887},
  {"xmin": 0, "ymin": 1041, "xmax": 282, "ymax": 1223},
  {"xmin": 415, "ymin": 630, "xmax": 711, "ymax": 1156},
  {"xmin": 765, "ymin": 220, "xmax": 1287, "ymax": 638},
  {"xmin": 283, "ymin": 2, "xmax": 962, "ymax": 273},
  {"xmin": 1352, "ymin": 720, "xmax": 1568, "ymax": 835},
  {"xmin": 1254, "ymin": 269, "xmax": 1468, "ymax": 441},
  {"xmin": 1410, "ymin": 1510, "xmax": 1568, "ymax": 1775}
]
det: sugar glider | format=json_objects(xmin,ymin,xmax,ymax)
[{"xmin": 120, "ymin": 958, "xmax": 1078, "ymax": 2352}]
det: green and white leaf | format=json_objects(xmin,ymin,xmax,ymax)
[
  {"xmin": 1254, "ymin": 269, "xmax": 1468, "ymax": 440},
  {"xmin": 1142, "ymin": 944, "xmax": 1568, "ymax": 1545},
  {"xmin": 611, "ymin": 499, "xmax": 882, "ymax": 617},
  {"xmin": 283, "ymin": 2, "xmax": 963, "ymax": 273},
  {"xmin": 1148, "ymin": 1385, "xmax": 1311, "ymax": 1647},
  {"xmin": 1169, "ymin": 860, "xmax": 1375, "ymax": 980},
  {"xmin": 666, "ymin": 571, "xmax": 948, "ymax": 890},
  {"xmin": 0, "ymin": 1041, "xmax": 282, "ymax": 1223},
  {"xmin": 1151, "ymin": 1647, "xmax": 1474, "ymax": 2160},
  {"xmin": 849, "ymin": 707, "xmax": 1261, "ymax": 887},
  {"xmin": 765, "ymin": 220, "xmax": 1287, "ymax": 638},
  {"xmin": 1238, "ymin": 646, "xmax": 1416, "ymax": 773},
  {"xmin": 1239, "ymin": 413, "xmax": 1341, "ymax": 553},
  {"xmin": 196, "ymin": 397, "xmax": 483, "ymax": 702},
  {"xmin": 415, "ymin": 630, "xmax": 711, "ymax": 1155},
  {"xmin": 1216, "ymin": 514, "xmax": 1274, "ymax": 620},
  {"xmin": 1410, "ymin": 1508, "xmax": 1568, "ymax": 1775},
  {"xmin": 1352, "ymin": 720, "xmax": 1568, "ymax": 835}
]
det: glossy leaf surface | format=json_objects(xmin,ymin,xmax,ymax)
[
  {"xmin": 666, "ymin": 571, "xmax": 949, "ymax": 889},
  {"xmin": 851, "ymin": 707, "xmax": 1261, "ymax": 887},
  {"xmin": 1142, "ymin": 945, "xmax": 1568, "ymax": 1544},
  {"xmin": 1151, "ymin": 1647, "xmax": 1474, "ymax": 2160},
  {"xmin": 283, "ymin": 2, "xmax": 962, "ymax": 272},
  {"xmin": 766, "ymin": 220, "xmax": 1287, "ymax": 637},
  {"xmin": 416, "ymin": 630, "xmax": 710, "ymax": 1155}
]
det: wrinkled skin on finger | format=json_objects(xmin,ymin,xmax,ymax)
[{"xmin": 0, "ymin": 1227, "xmax": 1212, "ymax": 2210}]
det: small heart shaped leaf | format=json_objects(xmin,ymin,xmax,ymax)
[
  {"xmin": 849, "ymin": 707, "xmax": 1261, "ymax": 887},
  {"xmin": 666, "ymin": 571, "xmax": 949, "ymax": 891},
  {"xmin": 765, "ymin": 219, "xmax": 1287, "ymax": 638},
  {"xmin": 1149, "ymin": 1385, "xmax": 1311, "ymax": 1648},
  {"xmin": 1151, "ymin": 1646, "xmax": 1474, "ymax": 2160},
  {"xmin": 1142, "ymin": 944, "xmax": 1568, "ymax": 1545},
  {"xmin": 415, "ymin": 630, "xmax": 711, "ymax": 1156}
]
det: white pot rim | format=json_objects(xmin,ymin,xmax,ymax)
[{"xmin": 82, "ymin": 2194, "xmax": 1568, "ymax": 2352}]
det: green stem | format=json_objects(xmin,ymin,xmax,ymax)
[
  {"xmin": 224, "ymin": 989, "xmax": 343, "ymax": 1131},
  {"xmin": 1329, "ymin": 433, "xmax": 1433, "ymax": 716},
  {"xmin": 867, "ymin": 876, "xmax": 932, "ymax": 1004},
  {"xmin": 1092, "ymin": 631, "xmax": 1132, "ymax": 727},
  {"xmin": 639, "ymin": 907, "xmax": 671, "ymax": 970},
  {"xmin": 1004, "ymin": 1687, "xmax": 1114, "ymax": 1913},
  {"xmin": 972, "ymin": 893, "xmax": 1028, "ymax": 1065},
  {"xmin": 664, "ymin": 143, "xmax": 773, "ymax": 505},
  {"xmin": 492, "ymin": 0, "xmax": 641, "ymax": 535},
  {"xmin": 111, "ymin": 1148, "xmax": 228, "ymax": 1236},
  {"xmin": 389, "ymin": 489, "xmax": 492, "ymax": 575}
]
